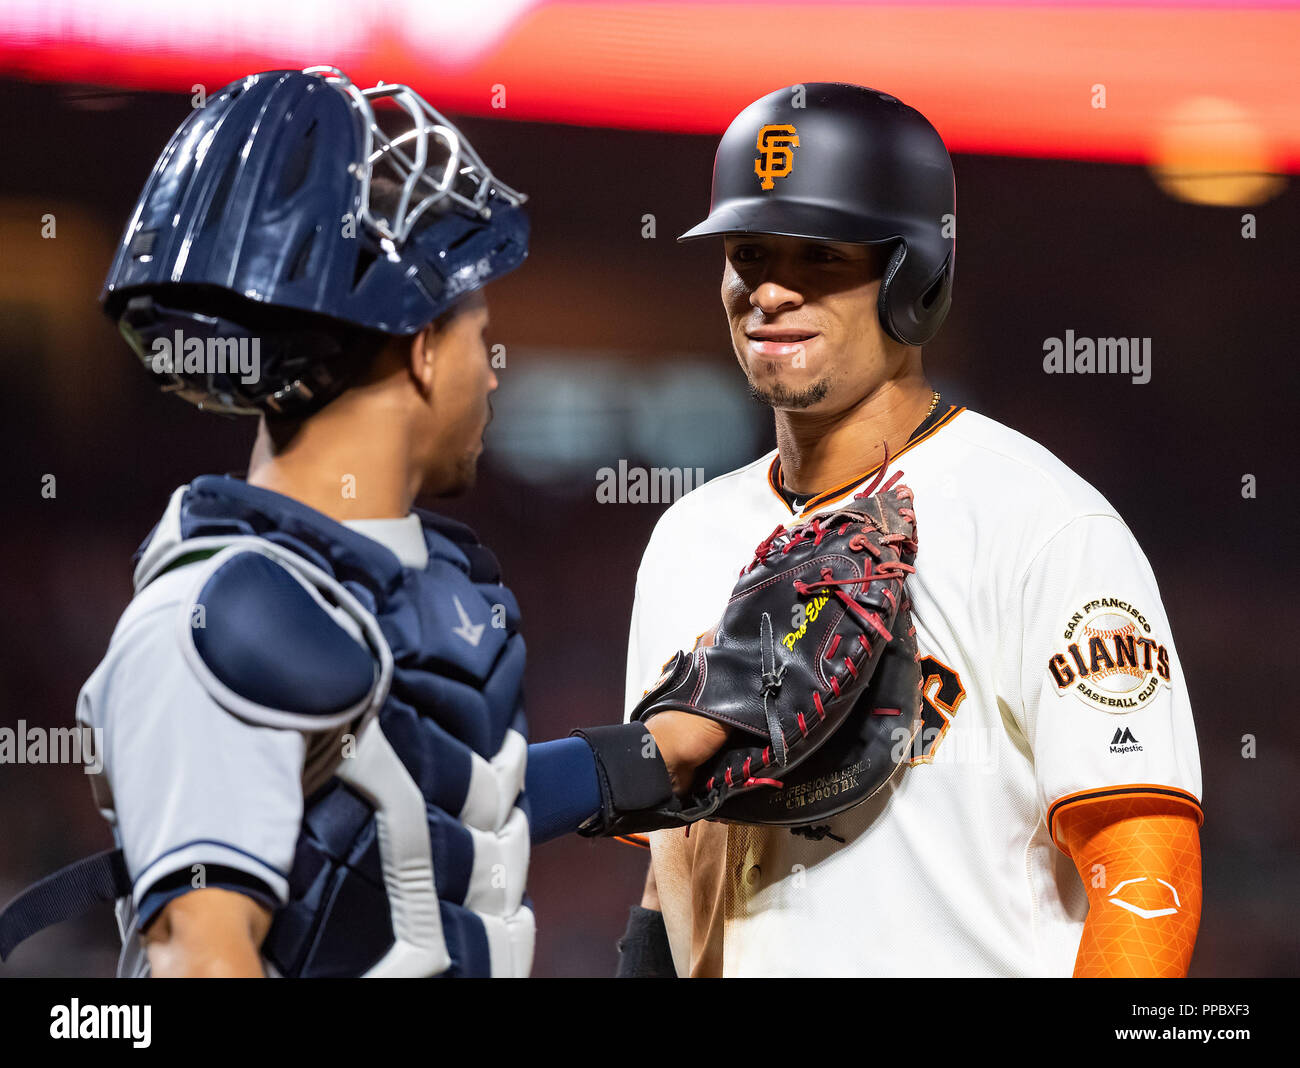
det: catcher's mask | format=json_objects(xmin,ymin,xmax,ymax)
[{"xmin": 102, "ymin": 66, "xmax": 529, "ymax": 416}]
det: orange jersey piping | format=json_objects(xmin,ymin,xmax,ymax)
[
  {"xmin": 766, "ymin": 406, "xmax": 965, "ymax": 514},
  {"xmin": 1047, "ymin": 783, "xmax": 1203, "ymax": 850}
]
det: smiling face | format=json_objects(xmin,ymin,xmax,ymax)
[{"xmin": 721, "ymin": 233, "xmax": 896, "ymax": 414}]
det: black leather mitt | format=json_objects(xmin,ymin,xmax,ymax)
[
  {"xmin": 711, "ymin": 597, "xmax": 922, "ymax": 826},
  {"xmin": 589, "ymin": 476, "xmax": 919, "ymax": 835}
]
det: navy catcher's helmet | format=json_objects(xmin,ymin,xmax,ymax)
[
  {"xmin": 680, "ymin": 83, "xmax": 954, "ymax": 346},
  {"xmin": 102, "ymin": 66, "xmax": 529, "ymax": 415}
]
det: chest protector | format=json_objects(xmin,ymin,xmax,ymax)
[{"xmin": 136, "ymin": 476, "xmax": 534, "ymax": 977}]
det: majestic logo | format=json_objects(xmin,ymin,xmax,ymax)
[
  {"xmin": 1048, "ymin": 598, "xmax": 1172, "ymax": 713},
  {"xmin": 755, "ymin": 123, "xmax": 799, "ymax": 190},
  {"xmin": 1109, "ymin": 727, "xmax": 1143, "ymax": 753}
]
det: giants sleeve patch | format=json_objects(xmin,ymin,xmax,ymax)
[{"xmin": 1046, "ymin": 598, "xmax": 1172, "ymax": 713}]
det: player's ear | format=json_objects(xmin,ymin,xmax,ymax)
[{"xmin": 407, "ymin": 322, "xmax": 437, "ymax": 401}]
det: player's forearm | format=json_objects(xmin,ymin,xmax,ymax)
[
  {"xmin": 1057, "ymin": 798, "xmax": 1203, "ymax": 978},
  {"xmin": 148, "ymin": 939, "xmax": 264, "ymax": 978},
  {"xmin": 1072, "ymin": 898, "xmax": 1200, "ymax": 978},
  {"xmin": 640, "ymin": 859, "xmax": 661, "ymax": 911},
  {"xmin": 143, "ymin": 889, "xmax": 271, "ymax": 978},
  {"xmin": 528, "ymin": 714, "xmax": 730, "ymax": 844}
]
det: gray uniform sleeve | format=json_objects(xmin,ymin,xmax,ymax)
[{"xmin": 78, "ymin": 566, "xmax": 308, "ymax": 915}]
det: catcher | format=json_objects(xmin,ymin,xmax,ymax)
[
  {"xmin": 0, "ymin": 69, "xmax": 909, "ymax": 978},
  {"xmin": 617, "ymin": 84, "xmax": 1203, "ymax": 978}
]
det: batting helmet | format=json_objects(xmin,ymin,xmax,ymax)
[
  {"xmin": 679, "ymin": 83, "xmax": 954, "ymax": 346},
  {"xmin": 102, "ymin": 66, "xmax": 529, "ymax": 416}
]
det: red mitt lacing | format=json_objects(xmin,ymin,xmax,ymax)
[{"xmin": 713, "ymin": 452, "xmax": 917, "ymax": 795}]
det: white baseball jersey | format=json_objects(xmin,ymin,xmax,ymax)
[{"xmin": 624, "ymin": 405, "xmax": 1202, "ymax": 977}]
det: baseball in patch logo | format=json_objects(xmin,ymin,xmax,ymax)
[
  {"xmin": 1048, "ymin": 599, "xmax": 1172, "ymax": 712},
  {"xmin": 754, "ymin": 123, "xmax": 799, "ymax": 190}
]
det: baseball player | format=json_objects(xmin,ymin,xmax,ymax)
[
  {"xmin": 617, "ymin": 84, "xmax": 1203, "ymax": 978},
  {"xmin": 0, "ymin": 67, "xmax": 737, "ymax": 977}
]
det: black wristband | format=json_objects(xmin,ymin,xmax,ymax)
[
  {"xmin": 615, "ymin": 905, "xmax": 675, "ymax": 978},
  {"xmin": 569, "ymin": 722, "xmax": 679, "ymax": 836}
]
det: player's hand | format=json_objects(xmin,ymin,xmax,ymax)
[
  {"xmin": 643, "ymin": 625, "xmax": 730, "ymax": 794},
  {"xmin": 644, "ymin": 710, "xmax": 731, "ymax": 796}
]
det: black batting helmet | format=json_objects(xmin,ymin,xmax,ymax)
[{"xmin": 680, "ymin": 83, "xmax": 955, "ymax": 346}]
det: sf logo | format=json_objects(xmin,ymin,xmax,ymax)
[{"xmin": 754, "ymin": 124, "xmax": 799, "ymax": 190}]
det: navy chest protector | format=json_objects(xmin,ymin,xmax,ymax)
[{"xmin": 0, "ymin": 476, "xmax": 534, "ymax": 977}]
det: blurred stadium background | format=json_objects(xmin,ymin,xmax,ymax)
[{"xmin": 0, "ymin": 0, "xmax": 1296, "ymax": 977}]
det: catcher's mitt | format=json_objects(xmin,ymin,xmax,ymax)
[
  {"xmin": 597, "ymin": 473, "xmax": 918, "ymax": 835},
  {"xmin": 710, "ymin": 597, "xmax": 922, "ymax": 826}
]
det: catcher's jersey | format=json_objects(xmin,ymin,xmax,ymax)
[
  {"xmin": 624, "ymin": 405, "xmax": 1202, "ymax": 977},
  {"xmin": 77, "ymin": 477, "xmax": 542, "ymax": 978}
]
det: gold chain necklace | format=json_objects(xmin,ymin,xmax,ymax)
[{"xmin": 786, "ymin": 390, "xmax": 943, "ymax": 511}]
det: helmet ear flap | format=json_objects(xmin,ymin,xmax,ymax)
[
  {"xmin": 877, "ymin": 242, "xmax": 953, "ymax": 347},
  {"xmin": 919, "ymin": 259, "xmax": 950, "ymax": 310},
  {"xmin": 876, "ymin": 241, "xmax": 910, "ymax": 345}
]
